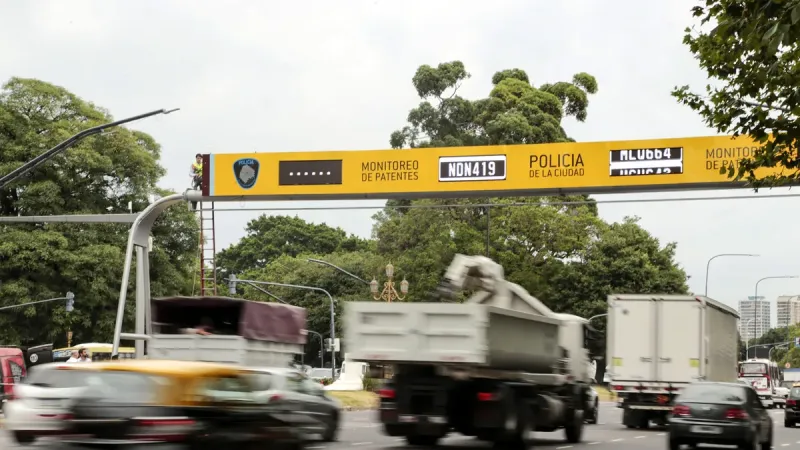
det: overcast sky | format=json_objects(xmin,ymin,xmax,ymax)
[{"xmin": 2, "ymin": 0, "xmax": 797, "ymax": 323}]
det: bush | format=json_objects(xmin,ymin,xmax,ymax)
[
  {"xmin": 320, "ymin": 377, "xmax": 333, "ymax": 386},
  {"xmin": 362, "ymin": 377, "xmax": 381, "ymax": 392}
]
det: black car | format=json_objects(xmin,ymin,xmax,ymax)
[
  {"xmin": 59, "ymin": 361, "xmax": 306, "ymax": 450},
  {"xmin": 668, "ymin": 382, "xmax": 773, "ymax": 450},
  {"xmin": 785, "ymin": 386, "xmax": 800, "ymax": 427}
]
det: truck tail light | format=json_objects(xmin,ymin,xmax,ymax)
[
  {"xmin": 476, "ymin": 392, "xmax": 495, "ymax": 401},
  {"xmin": 378, "ymin": 388, "xmax": 395, "ymax": 400}
]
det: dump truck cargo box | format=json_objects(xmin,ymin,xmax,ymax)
[{"xmin": 345, "ymin": 301, "xmax": 561, "ymax": 372}]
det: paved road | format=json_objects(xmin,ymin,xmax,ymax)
[{"xmin": 5, "ymin": 403, "xmax": 800, "ymax": 449}]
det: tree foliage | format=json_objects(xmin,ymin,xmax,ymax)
[
  {"xmin": 0, "ymin": 78, "xmax": 197, "ymax": 346},
  {"xmin": 216, "ymin": 215, "xmax": 373, "ymax": 275},
  {"xmin": 389, "ymin": 61, "xmax": 598, "ymax": 149},
  {"xmin": 673, "ymin": 0, "xmax": 800, "ymax": 189}
]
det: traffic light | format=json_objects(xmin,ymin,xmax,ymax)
[
  {"xmin": 318, "ymin": 351, "xmax": 323, "ymax": 359},
  {"xmin": 65, "ymin": 292, "xmax": 75, "ymax": 312},
  {"xmin": 228, "ymin": 275, "xmax": 238, "ymax": 295}
]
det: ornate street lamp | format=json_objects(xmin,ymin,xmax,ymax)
[{"xmin": 370, "ymin": 263, "xmax": 409, "ymax": 302}]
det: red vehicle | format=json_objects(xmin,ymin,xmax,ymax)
[{"xmin": 0, "ymin": 347, "xmax": 26, "ymax": 406}]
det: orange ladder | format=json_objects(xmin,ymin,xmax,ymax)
[{"xmin": 198, "ymin": 201, "xmax": 218, "ymax": 296}]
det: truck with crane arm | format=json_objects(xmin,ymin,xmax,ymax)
[{"xmin": 344, "ymin": 254, "xmax": 596, "ymax": 449}]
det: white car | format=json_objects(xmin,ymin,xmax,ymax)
[
  {"xmin": 3, "ymin": 363, "xmax": 87, "ymax": 445},
  {"xmin": 775, "ymin": 385, "xmax": 790, "ymax": 408}
]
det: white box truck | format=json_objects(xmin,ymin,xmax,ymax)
[{"xmin": 605, "ymin": 294, "xmax": 739, "ymax": 429}]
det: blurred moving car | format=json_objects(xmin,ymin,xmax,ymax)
[
  {"xmin": 245, "ymin": 367, "xmax": 341, "ymax": 441},
  {"xmin": 784, "ymin": 384, "xmax": 800, "ymax": 427},
  {"xmin": 3, "ymin": 363, "xmax": 87, "ymax": 445},
  {"xmin": 775, "ymin": 383, "xmax": 790, "ymax": 409},
  {"xmin": 61, "ymin": 360, "xmax": 306, "ymax": 449},
  {"xmin": 668, "ymin": 381, "xmax": 773, "ymax": 450},
  {"xmin": 308, "ymin": 368, "xmax": 331, "ymax": 384},
  {"xmin": 0, "ymin": 346, "xmax": 26, "ymax": 409}
]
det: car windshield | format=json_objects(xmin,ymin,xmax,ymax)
[
  {"xmin": 83, "ymin": 371, "xmax": 167, "ymax": 404},
  {"xmin": 25, "ymin": 367, "xmax": 86, "ymax": 388},
  {"xmin": 791, "ymin": 388, "xmax": 800, "ymax": 398},
  {"xmin": 310, "ymin": 369, "xmax": 329, "ymax": 378},
  {"xmin": 678, "ymin": 384, "xmax": 745, "ymax": 403}
]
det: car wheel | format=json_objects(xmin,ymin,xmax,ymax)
[
  {"xmin": 668, "ymin": 436, "xmax": 681, "ymax": 450},
  {"xmin": 12, "ymin": 431, "xmax": 36, "ymax": 445},
  {"xmin": 762, "ymin": 423, "xmax": 773, "ymax": 450},
  {"xmin": 322, "ymin": 412, "xmax": 339, "ymax": 442}
]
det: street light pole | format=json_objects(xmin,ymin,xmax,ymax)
[
  {"xmin": 0, "ymin": 292, "xmax": 74, "ymax": 311},
  {"xmin": 0, "ymin": 108, "xmax": 179, "ymax": 190},
  {"xmin": 307, "ymin": 259, "xmax": 370, "ymax": 285},
  {"xmin": 754, "ymin": 275, "xmax": 798, "ymax": 340},
  {"xmin": 228, "ymin": 276, "xmax": 337, "ymax": 379},
  {"xmin": 370, "ymin": 263, "xmax": 409, "ymax": 302},
  {"xmin": 743, "ymin": 318, "xmax": 754, "ymax": 357},
  {"xmin": 704, "ymin": 253, "xmax": 758, "ymax": 296}
]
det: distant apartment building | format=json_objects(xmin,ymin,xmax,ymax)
[
  {"xmin": 776, "ymin": 295, "xmax": 800, "ymax": 328},
  {"xmin": 738, "ymin": 296, "xmax": 770, "ymax": 341}
]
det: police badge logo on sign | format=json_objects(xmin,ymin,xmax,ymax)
[{"xmin": 233, "ymin": 158, "xmax": 260, "ymax": 189}]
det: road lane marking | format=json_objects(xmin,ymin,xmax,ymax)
[
  {"xmin": 611, "ymin": 438, "xmax": 624, "ymax": 442},
  {"xmin": 634, "ymin": 435, "xmax": 645, "ymax": 439},
  {"xmin": 781, "ymin": 444, "xmax": 789, "ymax": 447},
  {"xmin": 352, "ymin": 442, "xmax": 373, "ymax": 446},
  {"xmin": 556, "ymin": 446, "xmax": 573, "ymax": 449},
  {"xmin": 588, "ymin": 442, "xmax": 600, "ymax": 445},
  {"xmin": 307, "ymin": 447, "xmax": 326, "ymax": 449}
]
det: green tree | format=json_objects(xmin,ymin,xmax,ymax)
[
  {"xmin": 672, "ymin": 0, "xmax": 800, "ymax": 189},
  {"xmin": 549, "ymin": 217, "xmax": 689, "ymax": 357},
  {"xmin": 389, "ymin": 61, "xmax": 597, "ymax": 149},
  {"xmin": 0, "ymin": 77, "xmax": 198, "ymax": 346},
  {"xmin": 216, "ymin": 215, "xmax": 373, "ymax": 276},
  {"xmin": 374, "ymin": 61, "xmax": 603, "ymax": 301}
]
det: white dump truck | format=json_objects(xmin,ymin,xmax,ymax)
[
  {"xmin": 605, "ymin": 294, "xmax": 739, "ymax": 429},
  {"xmin": 345, "ymin": 255, "xmax": 596, "ymax": 449}
]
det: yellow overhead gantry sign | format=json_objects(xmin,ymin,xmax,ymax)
[{"xmin": 202, "ymin": 135, "xmax": 771, "ymax": 200}]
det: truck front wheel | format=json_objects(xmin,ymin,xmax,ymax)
[{"xmin": 564, "ymin": 409, "xmax": 584, "ymax": 443}]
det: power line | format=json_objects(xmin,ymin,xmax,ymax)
[{"xmin": 208, "ymin": 192, "xmax": 800, "ymax": 213}]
